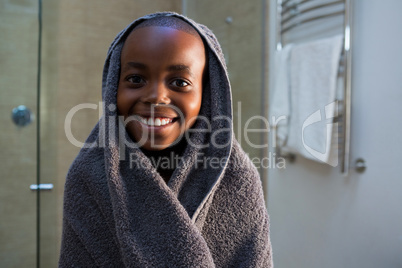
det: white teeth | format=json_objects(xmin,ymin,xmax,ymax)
[
  {"xmin": 163, "ymin": 118, "xmax": 173, "ymax": 125},
  {"xmin": 139, "ymin": 116, "xmax": 172, "ymax": 126}
]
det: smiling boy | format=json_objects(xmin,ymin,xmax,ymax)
[
  {"xmin": 60, "ymin": 12, "xmax": 272, "ymax": 267},
  {"xmin": 116, "ymin": 21, "xmax": 206, "ymax": 182},
  {"xmin": 117, "ymin": 22, "xmax": 205, "ymax": 152}
]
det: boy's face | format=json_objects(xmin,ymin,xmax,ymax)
[{"xmin": 117, "ymin": 26, "xmax": 206, "ymax": 151}]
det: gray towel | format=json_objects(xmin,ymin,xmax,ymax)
[{"xmin": 59, "ymin": 12, "xmax": 272, "ymax": 268}]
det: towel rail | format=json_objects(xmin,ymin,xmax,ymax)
[
  {"xmin": 282, "ymin": 10, "xmax": 344, "ymax": 34},
  {"xmin": 274, "ymin": 0, "xmax": 353, "ymax": 175},
  {"xmin": 281, "ymin": 0, "xmax": 313, "ymax": 16},
  {"xmin": 281, "ymin": 0, "xmax": 344, "ymax": 25},
  {"xmin": 341, "ymin": 0, "xmax": 352, "ymax": 175},
  {"xmin": 281, "ymin": 0, "xmax": 295, "ymax": 9}
]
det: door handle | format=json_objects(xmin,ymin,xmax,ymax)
[{"xmin": 30, "ymin": 184, "xmax": 54, "ymax": 191}]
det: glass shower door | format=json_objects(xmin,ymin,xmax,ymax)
[{"xmin": 0, "ymin": 1, "xmax": 39, "ymax": 267}]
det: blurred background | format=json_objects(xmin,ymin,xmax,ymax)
[{"xmin": 0, "ymin": 0, "xmax": 401, "ymax": 267}]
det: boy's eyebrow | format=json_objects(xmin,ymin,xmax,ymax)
[
  {"xmin": 123, "ymin": 62, "xmax": 196, "ymax": 80},
  {"xmin": 167, "ymin": 65, "xmax": 196, "ymax": 79},
  {"xmin": 123, "ymin": 62, "xmax": 147, "ymax": 72}
]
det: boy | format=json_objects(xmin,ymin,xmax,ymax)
[{"xmin": 60, "ymin": 12, "xmax": 272, "ymax": 267}]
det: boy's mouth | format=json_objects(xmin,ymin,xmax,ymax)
[{"xmin": 136, "ymin": 116, "xmax": 177, "ymax": 127}]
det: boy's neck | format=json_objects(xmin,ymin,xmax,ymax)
[{"xmin": 140, "ymin": 138, "xmax": 187, "ymax": 183}]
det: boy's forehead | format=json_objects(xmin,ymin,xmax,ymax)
[
  {"xmin": 121, "ymin": 22, "xmax": 206, "ymax": 65},
  {"xmin": 120, "ymin": 25, "xmax": 207, "ymax": 77},
  {"xmin": 121, "ymin": 17, "xmax": 206, "ymax": 60}
]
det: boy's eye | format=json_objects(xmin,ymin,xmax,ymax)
[
  {"xmin": 171, "ymin": 79, "xmax": 190, "ymax": 88},
  {"xmin": 127, "ymin": 75, "xmax": 145, "ymax": 85}
]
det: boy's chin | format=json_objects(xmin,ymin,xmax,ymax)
[
  {"xmin": 141, "ymin": 144, "xmax": 170, "ymax": 151},
  {"xmin": 139, "ymin": 135, "xmax": 188, "ymax": 152},
  {"xmin": 139, "ymin": 140, "xmax": 180, "ymax": 151}
]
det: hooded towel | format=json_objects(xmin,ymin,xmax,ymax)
[{"xmin": 59, "ymin": 12, "xmax": 272, "ymax": 268}]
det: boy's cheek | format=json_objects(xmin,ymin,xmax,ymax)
[{"xmin": 116, "ymin": 93, "xmax": 130, "ymax": 116}]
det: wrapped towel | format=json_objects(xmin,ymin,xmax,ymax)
[{"xmin": 59, "ymin": 12, "xmax": 273, "ymax": 267}]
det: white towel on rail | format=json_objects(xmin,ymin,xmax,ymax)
[
  {"xmin": 270, "ymin": 43, "xmax": 293, "ymax": 148},
  {"xmin": 286, "ymin": 34, "xmax": 343, "ymax": 166}
]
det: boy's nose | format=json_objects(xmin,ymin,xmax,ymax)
[{"xmin": 141, "ymin": 82, "xmax": 170, "ymax": 105}]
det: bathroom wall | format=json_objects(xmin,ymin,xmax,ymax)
[{"xmin": 267, "ymin": 0, "xmax": 402, "ymax": 267}]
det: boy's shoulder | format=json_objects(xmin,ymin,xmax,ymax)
[
  {"xmin": 66, "ymin": 145, "xmax": 106, "ymax": 187},
  {"xmin": 226, "ymin": 138, "xmax": 260, "ymax": 177}
]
